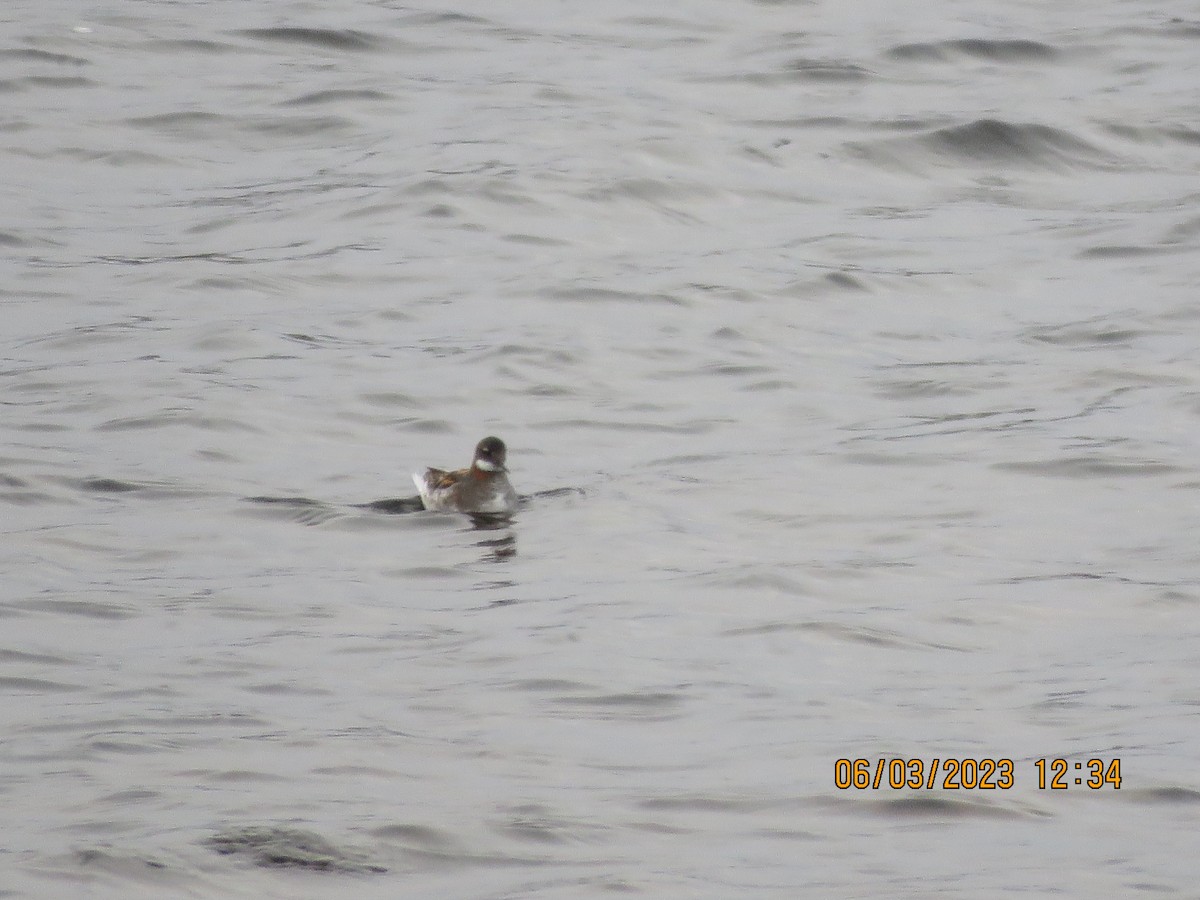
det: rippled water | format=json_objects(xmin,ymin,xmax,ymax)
[{"xmin": 4, "ymin": 1, "xmax": 1200, "ymax": 896}]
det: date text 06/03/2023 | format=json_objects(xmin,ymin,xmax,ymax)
[{"xmin": 833, "ymin": 758, "xmax": 1122, "ymax": 791}]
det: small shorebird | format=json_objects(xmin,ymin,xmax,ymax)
[{"xmin": 412, "ymin": 436, "xmax": 518, "ymax": 515}]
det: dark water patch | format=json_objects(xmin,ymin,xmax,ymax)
[
  {"xmin": 0, "ymin": 116, "xmax": 32, "ymax": 132},
  {"xmin": 629, "ymin": 820, "xmax": 691, "ymax": 836},
  {"xmin": 184, "ymin": 768, "xmax": 290, "ymax": 784},
  {"xmin": 1024, "ymin": 320, "xmax": 1150, "ymax": 347},
  {"xmin": 772, "ymin": 58, "xmax": 873, "ymax": 82},
  {"xmin": 1151, "ymin": 588, "xmax": 1200, "ymax": 606},
  {"xmin": 1130, "ymin": 787, "xmax": 1200, "ymax": 804},
  {"xmin": 20, "ymin": 75, "xmax": 94, "ymax": 89},
  {"xmin": 506, "ymin": 678, "xmax": 595, "ymax": 693},
  {"xmin": 491, "ymin": 805, "xmax": 600, "ymax": 845},
  {"xmin": 126, "ymin": 111, "xmax": 223, "ymax": 132},
  {"xmin": 650, "ymin": 363, "xmax": 776, "ymax": 381},
  {"xmin": 469, "ymin": 526, "xmax": 517, "ymax": 561},
  {"xmin": 748, "ymin": 114, "xmax": 854, "ymax": 132},
  {"xmin": 399, "ymin": 11, "xmax": 494, "ymax": 27},
  {"xmin": 81, "ymin": 149, "xmax": 173, "ymax": 167},
  {"xmin": 1102, "ymin": 122, "xmax": 1200, "ymax": 147},
  {"xmin": 1164, "ymin": 18, "xmax": 1200, "ymax": 37},
  {"xmin": 282, "ymin": 332, "xmax": 321, "ymax": 346},
  {"xmin": 924, "ymin": 119, "xmax": 1112, "ymax": 166},
  {"xmin": 503, "ymin": 231, "xmax": 571, "ymax": 247},
  {"xmin": 845, "ymin": 403, "xmax": 1038, "ymax": 440},
  {"xmin": 584, "ymin": 177, "xmax": 716, "ymax": 210},
  {"xmin": 236, "ymin": 27, "xmax": 383, "ymax": 52},
  {"xmin": 640, "ymin": 794, "xmax": 796, "ymax": 813},
  {"xmin": 647, "ymin": 451, "xmax": 729, "ymax": 467},
  {"xmin": 92, "ymin": 413, "xmax": 171, "ymax": 432},
  {"xmin": 712, "ymin": 58, "xmax": 873, "ymax": 86},
  {"xmin": 1032, "ymin": 691, "xmax": 1087, "ymax": 714},
  {"xmin": 549, "ymin": 690, "xmax": 684, "ymax": 720},
  {"xmin": 872, "ymin": 377, "xmax": 982, "ymax": 399},
  {"xmin": 93, "ymin": 249, "xmax": 272, "ymax": 265},
  {"xmin": 370, "ymin": 822, "xmax": 457, "ymax": 850},
  {"xmin": 616, "ymin": 14, "xmax": 717, "ymax": 30},
  {"xmin": 532, "ymin": 418, "xmax": 721, "ymax": 434},
  {"xmin": 0, "ymin": 676, "xmax": 82, "ymax": 693},
  {"xmin": 524, "ymin": 487, "xmax": 586, "ymax": 503},
  {"xmin": 868, "ymin": 796, "xmax": 1033, "ymax": 819},
  {"xmin": 146, "ymin": 38, "xmax": 239, "ymax": 54},
  {"xmin": 475, "ymin": 342, "xmax": 577, "ymax": 364},
  {"xmin": 705, "ymin": 363, "xmax": 774, "ymax": 377},
  {"xmin": 0, "ymin": 647, "xmax": 72, "ymax": 665},
  {"xmin": 992, "ymin": 457, "xmax": 1180, "ymax": 478},
  {"xmin": 709, "ymin": 569, "xmax": 810, "ymax": 596},
  {"xmin": 607, "ymin": 16, "xmax": 721, "ymax": 50},
  {"xmin": 560, "ymin": 692, "xmax": 682, "ymax": 708},
  {"xmin": 16, "ymin": 598, "xmax": 135, "ymax": 620},
  {"xmin": 207, "ymin": 825, "xmax": 387, "ymax": 873},
  {"xmin": 0, "ymin": 486, "xmax": 55, "ymax": 505},
  {"xmin": 21, "ymin": 314, "xmax": 158, "ymax": 347},
  {"xmin": 55, "ymin": 475, "xmax": 206, "ymax": 502},
  {"xmin": 244, "ymin": 681, "xmax": 334, "ymax": 696},
  {"xmin": 389, "ymin": 564, "xmax": 463, "ymax": 579},
  {"xmin": 95, "ymin": 412, "xmax": 259, "ymax": 433},
  {"xmin": 402, "ymin": 176, "xmax": 453, "ymax": 198},
  {"xmin": 733, "ymin": 139, "xmax": 778, "ymax": 166},
  {"xmin": 753, "ymin": 827, "xmax": 822, "ymax": 843},
  {"xmin": 182, "ymin": 275, "xmax": 275, "ymax": 293},
  {"xmin": 245, "ymin": 114, "xmax": 355, "ymax": 137},
  {"xmin": 282, "ymin": 88, "xmax": 392, "ymax": 106},
  {"xmin": 727, "ymin": 619, "xmax": 963, "ymax": 652},
  {"xmin": 88, "ymin": 734, "xmax": 179, "ymax": 755},
  {"xmin": 31, "ymin": 712, "xmax": 262, "ymax": 738},
  {"xmin": 77, "ymin": 477, "xmax": 142, "ymax": 493},
  {"xmin": 0, "ymin": 48, "xmax": 89, "ymax": 66},
  {"xmin": 516, "ymin": 381, "xmax": 574, "ymax": 397},
  {"xmin": 312, "ymin": 763, "xmax": 403, "ymax": 779},
  {"xmin": 1079, "ymin": 245, "xmax": 1179, "ymax": 259},
  {"xmin": 838, "ymin": 450, "xmax": 947, "ymax": 468},
  {"xmin": 420, "ymin": 202, "xmax": 457, "ymax": 218},
  {"xmin": 887, "ymin": 38, "xmax": 1059, "ymax": 63},
  {"xmin": 356, "ymin": 496, "xmax": 425, "ymax": 514},
  {"xmin": 73, "ymin": 848, "xmax": 170, "ymax": 876},
  {"xmin": 0, "ymin": 230, "xmax": 26, "ymax": 247},
  {"xmin": 851, "ymin": 119, "xmax": 1122, "ymax": 173},
  {"xmin": 243, "ymin": 496, "xmax": 345, "ymax": 526},
  {"xmin": 97, "ymin": 788, "xmax": 160, "ymax": 805},
  {"xmin": 1002, "ymin": 571, "xmax": 1152, "ymax": 586},
  {"xmin": 1164, "ymin": 215, "xmax": 1200, "ymax": 243},
  {"xmin": 751, "ymin": 114, "xmax": 935, "ymax": 132},
  {"xmin": 823, "ymin": 270, "xmax": 870, "ymax": 291},
  {"xmin": 387, "ymin": 417, "xmax": 456, "ymax": 434}
]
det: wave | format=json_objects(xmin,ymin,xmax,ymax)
[
  {"xmin": 848, "ymin": 118, "xmax": 1124, "ymax": 172},
  {"xmin": 887, "ymin": 38, "xmax": 1059, "ymax": 63},
  {"xmin": 235, "ymin": 27, "xmax": 384, "ymax": 52}
]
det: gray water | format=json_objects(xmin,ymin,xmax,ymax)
[{"xmin": 3, "ymin": 1, "xmax": 1200, "ymax": 896}]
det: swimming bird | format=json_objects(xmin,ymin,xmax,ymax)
[{"xmin": 412, "ymin": 436, "xmax": 518, "ymax": 515}]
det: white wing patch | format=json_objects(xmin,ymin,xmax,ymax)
[{"xmin": 412, "ymin": 472, "xmax": 434, "ymax": 509}]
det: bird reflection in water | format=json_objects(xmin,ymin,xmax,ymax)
[
  {"xmin": 357, "ymin": 494, "xmax": 519, "ymax": 560},
  {"xmin": 468, "ymin": 512, "xmax": 517, "ymax": 560},
  {"xmin": 247, "ymin": 487, "xmax": 582, "ymax": 563}
]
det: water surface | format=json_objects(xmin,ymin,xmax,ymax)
[{"xmin": 3, "ymin": 1, "xmax": 1199, "ymax": 896}]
